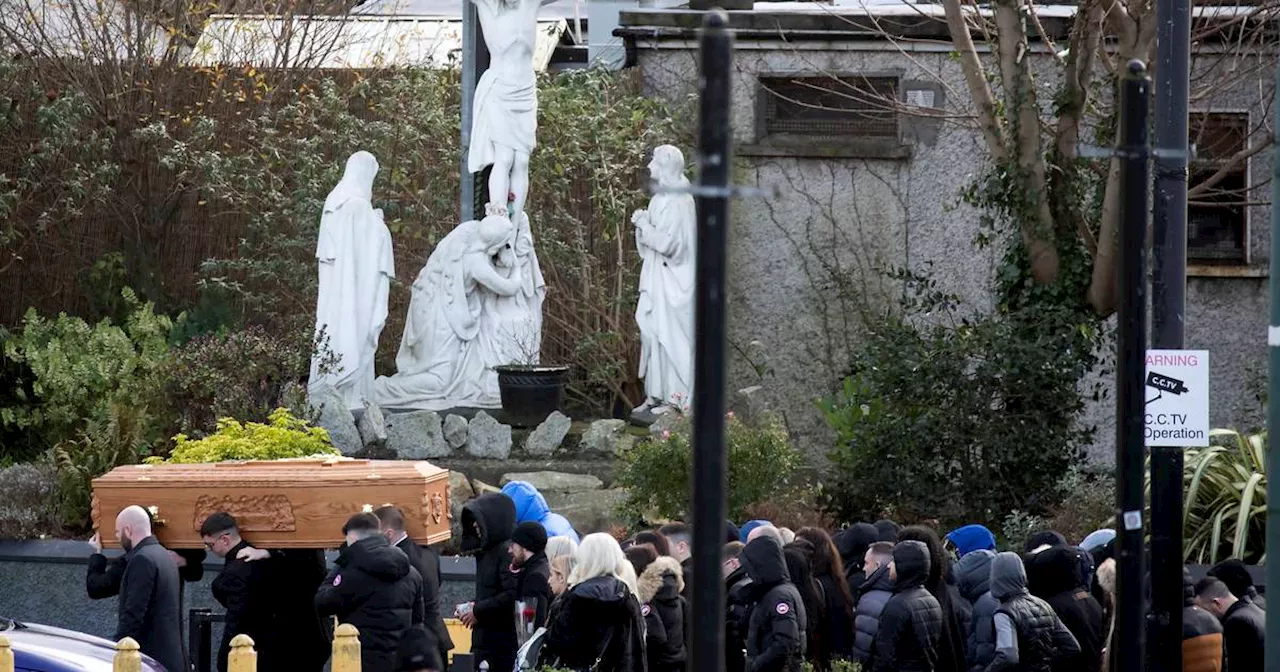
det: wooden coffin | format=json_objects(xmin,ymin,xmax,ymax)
[{"xmin": 91, "ymin": 458, "xmax": 451, "ymax": 549}]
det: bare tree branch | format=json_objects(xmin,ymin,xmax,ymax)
[{"xmin": 941, "ymin": 0, "xmax": 1008, "ymax": 162}]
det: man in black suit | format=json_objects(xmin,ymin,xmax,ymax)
[
  {"xmin": 87, "ymin": 509, "xmax": 207, "ymax": 667},
  {"xmin": 201, "ymin": 512, "xmax": 280, "ymax": 672},
  {"xmin": 113, "ymin": 505, "xmax": 185, "ymax": 672},
  {"xmin": 376, "ymin": 505, "xmax": 454, "ymax": 667}
]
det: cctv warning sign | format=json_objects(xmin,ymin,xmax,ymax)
[{"xmin": 1144, "ymin": 350, "xmax": 1209, "ymax": 447}]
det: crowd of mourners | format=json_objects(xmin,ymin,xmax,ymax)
[
  {"xmin": 86, "ymin": 480, "xmax": 1268, "ymax": 672},
  {"xmin": 457, "ymin": 492, "xmax": 1266, "ymax": 672}
]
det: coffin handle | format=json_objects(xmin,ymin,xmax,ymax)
[{"xmin": 146, "ymin": 505, "xmax": 167, "ymax": 527}]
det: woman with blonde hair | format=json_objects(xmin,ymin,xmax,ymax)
[
  {"xmin": 539, "ymin": 533, "xmax": 646, "ymax": 671},
  {"xmin": 546, "ymin": 535, "xmax": 579, "ymax": 562}
]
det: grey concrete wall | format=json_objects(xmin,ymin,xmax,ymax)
[{"xmin": 625, "ymin": 31, "xmax": 1271, "ymax": 463}]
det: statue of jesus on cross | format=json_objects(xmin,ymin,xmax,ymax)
[{"xmin": 467, "ymin": 0, "xmax": 557, "ymax": 223}]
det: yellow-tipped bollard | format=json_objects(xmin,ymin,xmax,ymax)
[
  {"xmin": 331, "ymin": 623, "xmax": 361, "ymax": 672},
  {"xmin": 113, "ymin": 637, "xmax": 142, "ymax": 672},
  {"xmin": 0, "ymin": 634, "xmax": 14, "ymax": 672},
  {"xmin": 228, "ymin": 634, "xmax": 257, "ymax": 672}
]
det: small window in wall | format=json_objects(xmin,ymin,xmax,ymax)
[
  {"xmin": 1188, "ymin": 112, "xmax": 1249, "ymax": 264},
  {"xmin": 760, "ymin": 75, "xmax": 899, "ymax": 138}
]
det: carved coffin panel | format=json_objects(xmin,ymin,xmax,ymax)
[{"xmin": 91, "ymin": 458, "xmax": 450, "ymax": 549}]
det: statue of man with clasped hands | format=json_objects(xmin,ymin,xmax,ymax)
[{"xmin": 633, "ymin": 145, "xmax": 696, "ymax": 417}]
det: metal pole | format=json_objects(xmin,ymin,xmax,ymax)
[
  {"xmin": 460, "ymin": 0, "xmax": 489, "ymax": 223},
  {"xmin": 1265, "ymin": 56, "xmax": 1280, "ymax": 672},
  {"xmin": 691, "ymin": 9, "xmax": 732, "ymax": 672},
  {"xmin": 1149, "ymin": 0, "xmax": 1190, "ymax": 665},
  {"xmin": 1116, "ymin": 58, "xmax": 1151, "ymax": 672}
]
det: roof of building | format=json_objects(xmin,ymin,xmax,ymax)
[
  {"xmin": 0, "ymin": 0, "xmax": 170, "ymax": 60},
  {"xmin": 352, "ymin": 0, "xmax": 585, "ymax": 19},
  {"xmin": 616, "ymin": 1, "xmax": 1273, "ymax": 42},
  {"xmin": 187, "ymin": 14, "xmax": 570, "ymax": 69}
]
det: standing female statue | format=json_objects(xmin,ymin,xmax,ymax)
[{"xmin": 308, "ymin": 151, "xmax": 395, "ymax": 410}]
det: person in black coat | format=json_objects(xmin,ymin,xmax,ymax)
[
  {"xmin": 952, "ymin": 549, "xmax": 998, "ymax": 672},
  {"xmin": 510, "ymin": 521, "xmax": 554, "ymax": 629},
  {"xmin": 742, "ymin": 535, "xmax": 807, "ymax": 672},
  {"xmin": 233, "ymin": 544, "xmax": 332, "ymax": 671},
  {"xmin": 457, "ymin": 492, "xmax": 519, "ymax": 672},
  {"xmin": 539, "ymin": 532, "xmax": 647, "ymax": 672},
  {"xmin": 199, "ymin": 512, "xmax": 280, "ymax": 672},
  {"xmin": 1197, "ymin": 576, "xmax": 1265, "ymax": 672},
  {"xmin": 870, "ymin": 540, "xmax": 943, "ymax": 672},
  {"xmin": 724, "ymin": 541, "xmax": 753, "ymax": 672},
  {"xmin": 86, "ymin": 534, "xmax": 206, "ymax": 598},
  {"xmin": 897, "ymin": 526, "xmax": 967, "ymax": 672},
  {"xmin": 315, "ymin": 513, "xmax": 425, "ymax": 672},
  {"xmin": 377, "ymin": 505, "xmax": 454, "ymax": 666},
  {"xmin": 797, "ymin": 527, "xmax": 856, "ymax": 664},
  {"xmin": 112, "ymin": 505, "xmax": 185, "ymax": 672},
  {"xmin": 396, "ymin": 626, "xmax": 445, "ymax": 672},
  {"xmin": 638, "ymin": 555, "xmax": 688, "ymax": 672},
  {"xmin": 1209, "ymin": 559, "xmax": 1267, "ymax": 610},
  {"xmin": 1025, "ymin": 546, "xmax": 1104, "ymax": 672},
  {"xmin": 784, "ymin": 543, "xmax": 828, "ymax": 670},
  {"xmin": 987, "ymin": 551, "xmax": 1080, "ymax": 672},
  {"xmin": 852, "ymin": 542, "xmax": 895, "ymax": 664},
  {"xmin": 836, "ymin": 523, "xmax": 879, "ymax": 607}
]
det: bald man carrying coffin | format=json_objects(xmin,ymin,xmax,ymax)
[{"xmin": 113, "ymin": 505, "xmax": 185, "ymax": 672}]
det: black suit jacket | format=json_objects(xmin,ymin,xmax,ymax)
[
  {"xmin": 396, "ymin": 536, "xmax": 455, "ymax": 660},
  {"xmin": 114, "ymin": 537, "xmax": 185, "ymax": 672},
  {"xmin": 88, "ymin": 548, "xmax": 205, "ymax": 599},
  {"xmin": 212, "ymin": 540, "xmax": 280, "ymax": 672}
]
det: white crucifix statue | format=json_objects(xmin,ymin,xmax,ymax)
[{"xmin": 466, "ymin": 0, "xmax": 557, "ymax": 222}]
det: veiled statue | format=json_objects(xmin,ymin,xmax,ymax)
[{"xmin": 308, "ymin": 151, "xmax": 395, "ymax": 410}]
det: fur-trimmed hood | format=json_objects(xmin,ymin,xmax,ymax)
[{"xmin": 637, "ymin": 555, "xmax": 684, "ymax": 604}]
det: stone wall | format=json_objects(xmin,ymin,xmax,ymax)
[
  {"xmin": 617, "ymin": 10, "xmax": 1273, "ymax": 463},
  {"xmin": 316, "ymin": 400, "xmax": 645, "ymax": 537}
]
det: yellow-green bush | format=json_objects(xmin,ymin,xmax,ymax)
[{"xmin": 148, "ymin": 408, "xmax": 337, "ymax": 464}]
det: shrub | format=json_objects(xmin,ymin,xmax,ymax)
[
  {"xmin": 1043, "ymin": 467, "xmax": 1114, "ymax": 543},
  {"xmin": 148, "ymin": 408, "xmax": 338, "ymax": 464},
  {"xmin": 0, "ymin": 461, "xmax": 62, "ymax": 538},
  {"xmin": 1180, "ymin": 428, "xmax": 1266, "ymax": 564},
  {"xmin": 0, "ymin": 289, "xmax": 172, "ymax": 460},
  {"xmin": 53, "ymin": 404, "xmax": 153, "ymax": 529},
  {"xmin": 818, "ymin": 269, "xmax": 1097, "ymax": 530},
  {"xmin": 158, "ymin": 325, "xmax": 324, "ymax": 437},
  {"xmin": 615, "ymin": 413, "xmax": 801, "ymax": 523},
  {"xmin": 742, "ymin": 484, "xmax": 834, "ymax": 532}
]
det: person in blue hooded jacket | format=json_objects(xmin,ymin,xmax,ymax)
[{"xmin": 501, "ymin": 480, "xmax": 581, "ymax": 543}]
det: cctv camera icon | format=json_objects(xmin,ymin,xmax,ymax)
[{"xmin": 1146, "ymin": 372, "xmax": 1188, "ymax": 405}]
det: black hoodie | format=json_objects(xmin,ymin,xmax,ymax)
[
  {"xmin": 870, "ymin": 540, "xmax": 942, "ymax": 672},
  {"xmin": 742, "ymin": 537, "xmax": 807, "ymax": 672},
  {"xmin": 1026, "ymin": 546, "xmax": 1103, "ymax": 672},
  {"xmin": 727, "ymin": 564, "xmax": 754, "ymax": 672},
  {"xmin": 461, "ymin": 492, "xmax": 519, "ymax": 668},
  {"xmin": 837, "ymin": 523, "xmax": 879, "ymax": 601},
  {"xmin": 539, "ymin": 575, "xmax": 647, "ymax": 672},
  {"xmin": 315, "ymin": 535, "xmax": 424, "ymax": 672}
]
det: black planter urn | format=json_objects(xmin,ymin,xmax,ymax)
[{"xmin": 493, "ymin": 365, "xmax": 570, "ymax": 427}]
